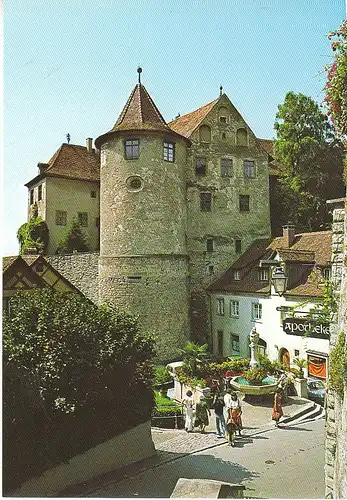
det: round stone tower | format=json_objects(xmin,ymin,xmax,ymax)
[{"xmin": 95, "ymin": 71, "xmax": 191, "ymax": 361}]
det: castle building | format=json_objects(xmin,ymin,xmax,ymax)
[
  {"xmin": 25, "ymin": 72, "xmax": 272, "ymax": 360},
  {"xmin": 25, "ymin": 142, "xmax": 100, "ymax": 255}
]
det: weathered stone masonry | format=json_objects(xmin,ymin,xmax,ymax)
[{"xmin": 325, "ymin": 205, "xmax": 347, "ymax": 499}]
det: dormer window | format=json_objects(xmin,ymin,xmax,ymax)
[
  {"xmin": 125, "ymin": 139, "xmax": 140, "ymax": 159},
  {"xmin": 164, "ymin": 142, "xmax": 175, "ymax": 162},
  {"xmin": 233, "ymin": 270, "xmax": 241, "ymax": 281},
  {"xmin": 258, "ymin": 268, "xmax": 269, "ymax": 281}
]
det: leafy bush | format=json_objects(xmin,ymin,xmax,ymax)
[
  {"xmin": 154, "ymin": 390, "xmax": 176, "ymax": 407},
  {"xmin": 154, "ymin": 365, "xmax": 173, "ymax": 386},
  {"xmin": 3, "ymin": 289, "xmax": 155, "ymax": 493},
  {"xmin": 17, "ymin": 206, "xmax": 49, "ymax": 254}
]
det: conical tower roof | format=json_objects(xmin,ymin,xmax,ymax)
[
  {"xmin": 112, "ymin": 83, "xmax": 171, "ymax": 133},
  {"xmin": 95, "ymin": 76, "xmax": 190, "ymax": 148}
]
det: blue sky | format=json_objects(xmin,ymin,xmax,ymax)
[{"xmin": 3, "ymin": 0, "xmax": 345, "ymax": 255}]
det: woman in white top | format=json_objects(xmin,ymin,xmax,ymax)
[{"xmin": 182, "ymin": 390, "xmax": 195, "ymax": 432}]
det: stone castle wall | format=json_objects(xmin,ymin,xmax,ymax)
[
  {"xmin": 325, "ymin": 205, "xmax": 347, "ymax": 498},
  {"xmin": 46, "ymin": 253, "xmax": 99, "ymax": 303},
  {"xmin": 99, "ymin": 255, "xmax": 189, "ymax": 362}
]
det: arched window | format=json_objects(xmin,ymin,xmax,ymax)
[
  {"xmin": 236, "ymin": 128, "xmax": 247, "ymax": 146},
  {"xmin": 199, "ymin": 125, "xmax": 211, "ymax": 143}
]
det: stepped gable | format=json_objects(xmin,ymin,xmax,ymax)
[
  {"xmin": 95, "ymin": 83, "xmax": 190, "ymax": 148},
  {"xmin": 207, "ymin": 230, "xmax": 332, "ymax": 296},
  {"xmin": 25, "ymin": 143, "xmax": 100, "ymax": 187},
  {"xmin": 169, "ymin": 98, "xmax": 219, "ymax": 138}
]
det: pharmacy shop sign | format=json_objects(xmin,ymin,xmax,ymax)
[{"xmin": 283, "ymin": 318, "xmax": 330, "ymax": 339}]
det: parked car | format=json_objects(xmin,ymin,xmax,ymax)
[{"xmin": 307, "ymin": 378, "xmax": 326, "ymax": 406}]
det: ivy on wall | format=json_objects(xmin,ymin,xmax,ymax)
[
  {"xmin": 17, "ymin": 204, "xmax": 49, "ymax": 254},
  {"xmin": 329, "ymin": 331, "xmax": 347, "ymax": 397}
]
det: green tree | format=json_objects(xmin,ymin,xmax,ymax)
[
  {"xmin": 273, "ymin": 91, "xmax": 344, "ymax": 233},
  {"xmin": 180, "ymin": 341, "xmax": 209, "ymax": 377},
  {"xmin": 56, "ymin": 218, "xmax": 89, "ymax": 253},
  {"xmin": 3, "ymin": 289, "xmax": 155, "ymax": 491},
  {"xmin": 17, "ymin": 204, "xmax": 49, "ymax": 254}
]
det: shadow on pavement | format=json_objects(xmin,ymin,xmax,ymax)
[
  {"xmin": 278, "ymin": 425, "xmax": 313, "ymax": 431},
  {"xmin": 58, "ymin": 449, "xmax": 259, "ymax": 498},
  {"xmin": 231, "ymin": 434, "xmax": 268, "ymax": 449}
]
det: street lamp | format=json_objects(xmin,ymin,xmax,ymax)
[{"xmin": 271, "ymin": 267, "xmax": 288, "ymax": 297}]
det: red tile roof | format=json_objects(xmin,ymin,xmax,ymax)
[
  {"xmin": 95, "ymin": 84, "xmax": 190, "ymax": 148},
  {"xmin": 25, "ymin": 144, "xmax": 100, "ymax": 187},
  {"xmin": 208, "ymin": 230, "xmax": 332, "ymax": 297},
  {"xmin": 169, "ymin": 98, "xmax": 219, "ymax": 138},
  {"xmin": 257, "ymin": 138, "xmax": 274, "ymax": 156},
  {"xmin": 112, "ymin": 84, "xmax": 171, "ymax": 133}
]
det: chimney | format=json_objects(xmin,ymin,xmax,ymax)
[
  {"xmin": 86, "ymin": 137, "xmax": 93, "ymax": 153},
  {"xmin": 37, "ymin": 162, "xmax": 49, "ymax": 174},
  {"xmin": 283, "ymin": 224, "xmax": 295, "ymax": 248}
]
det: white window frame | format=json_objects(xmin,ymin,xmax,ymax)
[
  {"xmin": 217, "ymin": 298, "xmax": 225, "ymax": 316},
  {"xmin": 163, "ymin": 142, "xmax": 175, "ymax": 162},
  {"xmin": 233, "ymin": 270, "xmax": 241, "ymax": 281},
  {"xmin": 230, "ymin": 300, "xmax": 239, "ymax": 317},
  {"xmin": 252, "ymin": 302, "xmax": 262, "ymax": 321},
  {"xmin": 258, "ymin": 268, "xmax": 269, "ymax": 281}
]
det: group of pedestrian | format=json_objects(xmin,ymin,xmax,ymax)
[
  {"xmin": 182, "ymin": 370, "xmax": 288, "ymax": 438},
  {"xmin": 182, "ymin": 387, "xmax": 243, "ymax": 446}
]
